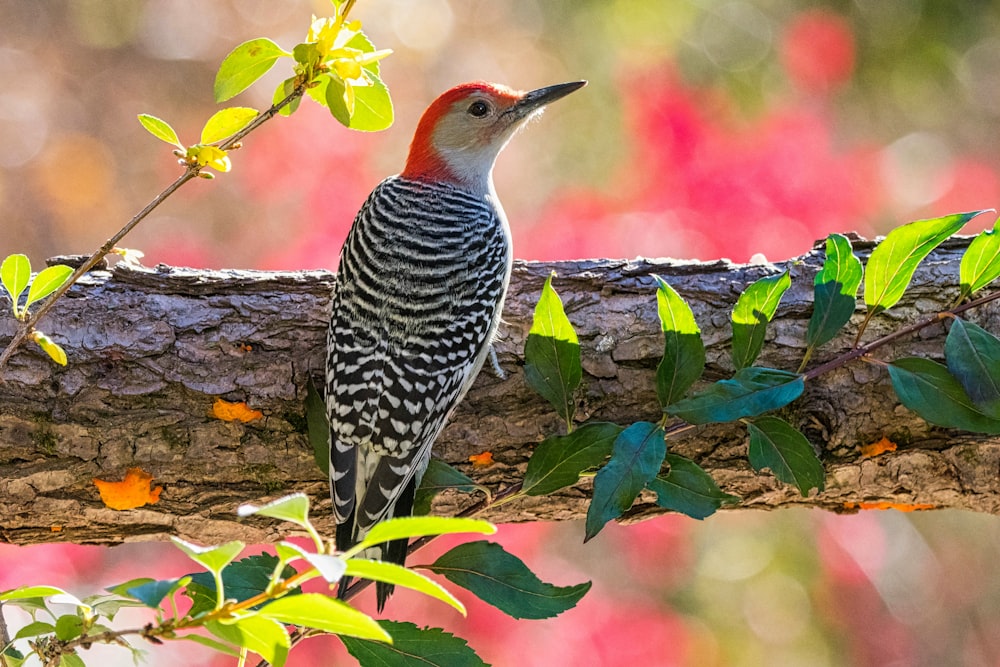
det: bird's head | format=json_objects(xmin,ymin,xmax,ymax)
[{"xmin": 401, "ymin": 80, "xmax": 586, "ymax": 194}]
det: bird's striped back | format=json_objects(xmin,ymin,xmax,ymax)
[{"xmin": 327, "ymin": 175, "xmax": 511, "ymax": 548}]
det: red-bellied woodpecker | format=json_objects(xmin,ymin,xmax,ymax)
[{"xmin": 327, "ymin": 80, "xmax": 586, "ymax": 608}]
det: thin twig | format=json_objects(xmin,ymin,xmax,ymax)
[
  {"xmin": 0, "ymin": 85, "xmax": 307, "ymax": 377},
  {"xmin": 803, "ymin": 288, "xmax": 1000, "ymax": 381}
]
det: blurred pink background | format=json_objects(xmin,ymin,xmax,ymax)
[{"xmin": 3, "ymin": 1, "xmax": 1000, "ymax": 665}]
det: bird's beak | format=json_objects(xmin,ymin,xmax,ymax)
[{"xmin": 513, "ymin": 80, "xmax": 587, "ymax": 116}]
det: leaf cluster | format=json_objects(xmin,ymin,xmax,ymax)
[
  {"xmin": 509, "ymin": 210, "xmax": 1000, "ymax": 541},
  {"xmin": 1, "ymin": 494, "xmax": 589, "ymax": 666}
]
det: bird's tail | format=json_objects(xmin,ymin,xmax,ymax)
[{"xmin": 336, "ymin": 476, "xmax": 417, "ymax": 612}]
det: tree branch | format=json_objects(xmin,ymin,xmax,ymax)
[{"xmin": 2, "ymin": 235, "xmax": 998, "ymax": 546}]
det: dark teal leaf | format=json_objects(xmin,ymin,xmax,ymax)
[
  {"xmin": 426, "ymin": 541, "xmax": 590, "ymax": 619},
  {"xmin": 747, "ymin": 417, "xmax": 825, "ymax": 496},
  {"xmin": 187, "ymin": 553, "xmax": 297, "ymax": 616},
  {"xmin": 522, "ymin": 422, "xmax": 622, "ymax": 496},
  {"xmin": 653, "ymin": 275, "xmax": 705, "ymax": 407},
  {"xmin": 960, "ymin": 218, "xmax": 1000, "ymax": 299},
  {"xmin": 414, "ymin": 458, "xmax": 484, "ymax": 516},
  {"xmin": 888, "ymin": 357, "xmax": 1000, "ymax": 434},
  {"xmin": 647, "ymin": 454, "xmax": 740, "ymax": 519},
  {"xmin": 946, "ymin": 319, "xmax": 1000, "ymax": 416},
  {"xmin": 342, "ymin": 621, "xmax": 487, "ymax": 667},
  {"xmin": 126, "ymin": 577, "xmax": 189, "ymax": 609},
  {"xmin": 865, "ymin": 211, "xmax": 984, "ymax": 316},
  {"xmin": 585, "ymin": 422, "xmax": 666, "ymax": 541},
  {"xmin": 524, "ymin": 273, "xmax": 581, "ymax": 426},
  {"xmin": 731, "ymin": 271, "xmax": 791, "ymax": 370},
  {"xmin": 806, "ymin": 234, "xmax": 863, "ymax": 350},
  {"xmin": 666, "ymin": 367, "xmax": 804, "ymax": 424},
  {"xmin": 306, "ymin": 378, "xmax": 330, "ymax": 476}
]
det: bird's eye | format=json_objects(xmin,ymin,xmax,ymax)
[{"xmin": 467, "ymin": 101, "xmax": 490, "ymax": 117}]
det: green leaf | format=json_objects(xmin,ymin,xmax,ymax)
[
  {"xmin": 1, "ymin": 253, "xmax": 30, "ymax": 310},
  {"xmin": 425, "ymin": 541, "xmax": 591, "ymax": 619},
  {"xmin": 54, "ymin": 614, "xmax": 83, "ymax": 641},
  {"xmin": 171, "ymin": 538, "xmax": 244, "ymax": 576},
  {"xmin": 200, "ymin": 107, "xmax": 258, "ymax": 144},
  {"xmin": 888, "ymin": 357, "xmax": 1000, "ymax": 433},
  {"xmin": 747, "ymin": 417, "xmax": 826, "ymax": 496},
  {"xmin": 524, "ymin": 273, "xmax": 581, "ymax": 426},
  {"xmin": 214, "ymin": 38, "xmax": 288, "ymax": 103},
  {"xmin": 522, "ymin": 422, "xmax": 622, "ymax": 497},
  {"xmin": 413, "ymin": 458, "xmax": 483, "ymax": 516},
  {"xmin": 960, "ymin": 218, "xmax": 1000, "ymax": 299},
  {"xmin": 126, "ymin": 577, "xmax": 189, "ymax": 609},
  {"xmin": 13, "ymin": 620, "xmax": 55, "ymax": 640},
  {"xmin": 1, "ymin": 647, "xmax": 25, "ymax": 667},
  {"xmin": 346, "ymin": 73, "xmax": 394, "ymax": 132},
  {"xmin": 237, "ymin": 493, "xmax": 311, "ymax": 530},
  {"xmin": 344, "ymin": 559, "xmax": 465, "ymax": 614},
  {"xmin": 647, "ymin": 454, "xmax": 740, "ymax": 519},
  {"xmin": 105, "ymin": 577, "xmax": 154, "ymax": 598},
  {"xmin": 25, "ymin": 264, "xmax": 73, "ymax": 307},
  {"xmin": 806, "ymin": 234, "xmax": 863, "ymax": 350},
  {"xmin": 273, "ymin": 77, "xmax": 302, "ymax": 117},
  {"xmin": 186, "ymin": 553, "xmax": 297, "ymax": 617},
  {"xmin": 585, "ymin": 422, "xmax": 666, "ymax": 542},
  {"xmin": 59, "ymin": 654, "xmax": 85, "ymax": 667},
  {"xmin": 0, "ymin": 585, "xmax": 68, "ymax": 601},
  {"xmin": 323, "ymin": 75, "xmax": 351, "ymax": 127},
  {"xmin": 306, "ymin": 378, "xmax": 330, "ymax": 476},
  {"xmin": 945, "ymin": 319, "xmax": 1000, "ymax": 415},
  {"xmin": 653, "ymin": 276, "xmax": 705, "ymax": 407},
  {"xmin": 87, "ymin": 596, "xmax": 146, "ymax": 621},
  {"xmin": 345, "ymin": 32, "xmax": 381, "ymax": 73},
  {"xmin": 865, "ymin": 211, "xmax": 983, "ymax": 316},
  {"xmin": 731, "ymin": 271, "xmax": 791, "ymax": 370},
  {"xmin": 274, "ymin": 542, "xmax": 345, "ymax": 584},
  {"xmin": 354, "ymin": 517, "xmax": 496, "ymax": 553},
  {"xmin": 342, "ymin": 621, "xmax": 486, "ymax": 667},
  {"xmin": 137, "ymin": 114, "xmax": 182, "ymax": 148},
  {"xmin": 259, "ymin": 593, "xmax": 390, "ymax": 642},
  {"xmin": 292, "ymin": 42, "xmax": 321, "ymax": 68},
  {"xmin": 667, "ymin": 367, "xmax": 804, "ymax": 424},
  {"xmin": 206, "ymin": 616, "xmax": 290, "ymax": 667}
]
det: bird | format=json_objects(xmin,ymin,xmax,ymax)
[{"xmin": 326, "ymin": 79, "xmax": 586, "ymax": 609}]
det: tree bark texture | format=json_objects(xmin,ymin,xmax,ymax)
[{"xmin": 2, "ymin": 236, "xmax": 999, "ymax": 547}]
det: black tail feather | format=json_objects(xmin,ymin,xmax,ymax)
[{"xmin": 337, "ymin": 476, "xmax": 418, "ymax": 612}]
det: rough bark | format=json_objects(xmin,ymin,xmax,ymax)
[{"xmin": 2, "ymin": 236, "xmax": 999, "ymax": 547}]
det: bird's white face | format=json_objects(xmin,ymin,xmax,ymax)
[{"xmin": 430, "ymin": 89, "xmax": 530, "ymax": 192}]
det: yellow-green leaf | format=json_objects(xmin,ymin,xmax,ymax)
[
  {"xmin": 200, "ymin": 107, "xmax": 258, "ymax": 144},
  {"xmin": 32, "ymin": 331, "xmax": 67, "ymax": 366},
  {"xmin": 524, "ymin": 273, "xmax": 581, "ymax": 426},
  {"xmin": 25, "ymin": 264, "xmax": 73, "ymax": 307},
  {"xmin": 960, "ymin": 217, "xmax": 1000, "ymax": 299},
  {"xmin": 137, "ymin": 114, "xmax": 182, "ymax": 148},
  {"xmin": 1, "ymin": 253, "xmax": 30, "ymax": 313},
  {"xmin": 215, "ymin": 38, "xmax": 288, "ymax": 103},
  {"xmin": 865, "ymin": 211, "xmax": 984, "ymax": 316}
]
